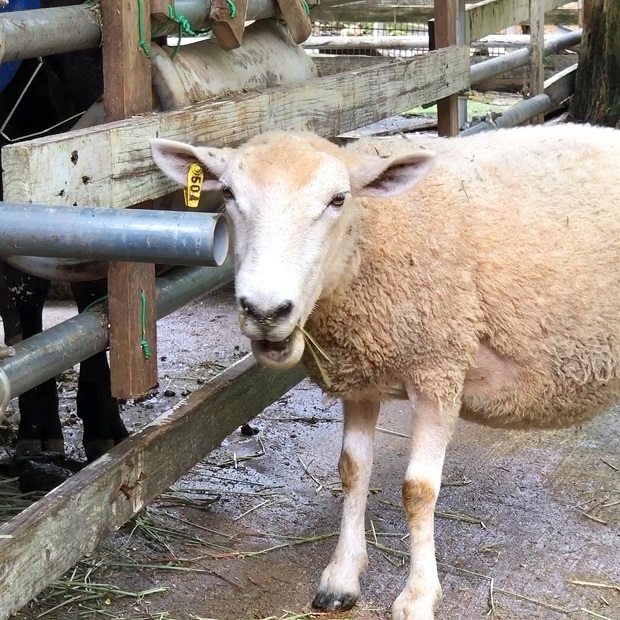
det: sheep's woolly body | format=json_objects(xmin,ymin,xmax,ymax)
[
  {"xmin": 303, "ymin": 124, "xmax": 620, "ymax": 429},
  {"xmin": 151, "ymin": 122, "xmax": 620, "ymax": 620}
]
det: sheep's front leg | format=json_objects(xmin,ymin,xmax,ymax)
[
  {"xmin": 312, "ymin": 399, "xmax": 380, "ymax": 611},
  {"xmin": 391, "ymin": 391, "xmax": 457, "ymax": 620}
]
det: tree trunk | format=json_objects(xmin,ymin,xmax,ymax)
[{"xmin": 570, "ymin": 0, "xmax": 620, "ymax": 127}]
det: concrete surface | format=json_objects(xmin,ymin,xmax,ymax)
[{"xmin": 1, "ymin": 286, "xmax": 618, "ymax": 620}]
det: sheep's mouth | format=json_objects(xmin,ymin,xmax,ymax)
[
  {"xmin": 255, "ymin": 338, "xmax": 290, "ymax": 353},
  {"xmin": 250, "ymin": 328, "xmax": 305, "ymax": 370}
]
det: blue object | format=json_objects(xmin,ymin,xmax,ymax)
[{"xmin": 0, "ymin": 0, "xmax": 42, "ymax": 93}]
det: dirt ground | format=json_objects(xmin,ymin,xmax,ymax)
[{"xmin": 1, "ymin": 284, "xmax": 618, "ymax": 620}]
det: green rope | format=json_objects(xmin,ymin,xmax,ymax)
[
  {"xmin": 225, "ymin": 0, "xmax": 237, "ymax": 18},
  {"xmin": 170, "ymin": 5, "xmax": 196, "ymax": 36},
  {"xmin": 136, "ymin": 0, "xmax": 151, "ymax": 57},
  {"xmin": 81, "ymin": 292, "xmax": 150, "ymax": 360},
  {"xmin": 82, "ymin": 295, "xmax": 108, "ymax": 313},
  {"xmin": 140, "ymin": 291, "xmax": 151, "ymax": 360},
  {"xmin": 150, "ymin": 4, "xmax": 198, "ymax": 58},
  {"xmin": 300, "ymin": 0, "xmax": 310, "ymax": 15}
]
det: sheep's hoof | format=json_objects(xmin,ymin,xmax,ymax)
[{"xmin": 312, "ymin": 589, "xmax": 358, "ymax": 612}]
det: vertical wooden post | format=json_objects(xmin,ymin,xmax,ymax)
[
  {"xmin": 455, "ymin": 0, "xmax": 468, "ymax": 130},
  {"xmin": 435, "ymin": 0, "xmax": 459, "ymax": 136},
  {"xmin": 527, "ymin": 0, "xmax": 545, "ymax": 123},
  {"xmin": 102, "ymin": 0, "xmax": 158, "ymax": 398}
]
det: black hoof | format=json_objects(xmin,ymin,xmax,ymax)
[
  {"xmin": 15, "ymin": 439, "xmax": 43, "ymax": 460},
  {"xmin": 15, "ymin": 439, "xmax": 65, "ymax": 460},
  {"xmin": 312, "ymin": 589, "xmax": 358, "ymax": 612},
  {"xmin": 42, "ymin": 438, "xmax": 65, "ymax": 454},
  {"xmin": 84, "ymin": 439, "xmax": 116, "ymax": 462}
]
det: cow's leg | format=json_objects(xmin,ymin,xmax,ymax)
[
  {"xmin": 391, "ymin": 390, "xmax": 458, "ymax": 620},
  {"xmin": 0, "ymin": 263, "xmax": 21, "ymax": 349},
  {"xmin": 313, "ymin": 399, "xmax": 380, "ymax": 611},
  {"xmin": 71, "ymin": 280, "xmax": 128, "ymax": 461},
  {"xmin": 10, "ymin": 271, "xmax": 64, "ymax": 457}
]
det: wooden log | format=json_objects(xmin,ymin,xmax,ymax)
[
  {"xmin": 274, "ymin": 0, "xmax": 313, "ymax": 43},
  {"xmin": 2, "ymin": 46, "xmax": 470, "ymax": 208},
  {"xmin": 0, "ymin": 356, "xmax": 306, "ymax": 620},
  {"xmin": 102, "ymin": 0, "xmax": 158, "ymax": 398},
  {"xmin": 435, "ymin": 0, "xmax": 460, "ymax": 136},
  {"xmin": 210, "ymin": 0, "xmax": 249, "ymax": 50}
]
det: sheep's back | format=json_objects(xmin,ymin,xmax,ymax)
[{"xmin": 309, "ymin": 124, "xmax": 620, "ymax": 427}]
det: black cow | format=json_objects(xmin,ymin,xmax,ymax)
[{"xmin": 0, "ymin": 30, "xmax": 129, "ymax": 464}]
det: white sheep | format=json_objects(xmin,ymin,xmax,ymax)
[{"xmin": 151, "ymin": 123, "xmax": 620, "ymax": 620}]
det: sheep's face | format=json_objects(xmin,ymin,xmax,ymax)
[{"xmin": 151, "ymin": 132, "xmax": 435, "ymax": 371}]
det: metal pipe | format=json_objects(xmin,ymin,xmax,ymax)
[
  {"xmin": 0, "ymin": 204, "xmax": 229, "ymax": 267},
  {"xmin": 0, "ymin": 0, "xmax": 279, "ymax": 61},
  {"xmin": 0, "ymin": 5, "xmax": 102, "ymax": 62},
  {"xmin": 470, "ymin": 29, "xmax": 582, "ymax": 86},
  {"xmin": 0, "ymin": 260, "xmax": 234, "ymax": 414},
  {"xmin": 460, "ymin": 94, "xmax": 552, "ymax": 135}
]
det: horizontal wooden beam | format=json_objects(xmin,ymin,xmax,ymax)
[
  {"xmin": 0, "ymin": 356, "xmax": 306, "ymax": 620},
  {"xmin": 468, "ymin": 0, "xmax": 571, "ymax": 41},
  {"xmin": 310, "ymin": 2, "xmax": 578, "ymax": 27},
  {"xmin": 2, "ymin": 46, "xmax": 469, "ymax": 208},
  {"xmin": 312, "ymin": 54, "xmax": 398, "ymax": 76}
]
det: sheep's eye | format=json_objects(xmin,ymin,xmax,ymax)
[
  {"xmin": 329, "ymin": 193, "xmax": 347, "ymax": 208},
  {"xmin": 222, "ymin": 187, "xmax": 235, "ymax": 200}
]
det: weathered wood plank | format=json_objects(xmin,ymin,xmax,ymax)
[
  {"xmin": 310, "ymin": 2, "xmax": 578, "ymax": 27},
  {"xmin": 210, "ymin": 0, "xmax": 249, "ymax": 50},
  {"xmin": 101, "ymin": 0, "xmax": 152, "ymax": 120},
  {"xmin": 108, "ymin": 262, "xmax": 158, "ymax": 398},
  {"xmin": 435, "ymin": 0, "xmax": 459, "ymax": 136},
  {"xmin": 275, "ymin": 0, "xmax": 312, "ymax": 43},
  {"xmin": 102, "ymin": 0, "xmax": 158, "ymax": 398},
  {"xmin": 468, "ymin": 0, "xmax": 571, "ymax": 41},
  {"xmin": 2, "ymin": 46, "xmax": 470, "ymax": 208},
  {"xmin": 0, "ymin": 356, "xmax": 306, "ymax": 620},
  {"xmin": 312, "ymin": 54, "xmax": 399, "ymax": 76}
]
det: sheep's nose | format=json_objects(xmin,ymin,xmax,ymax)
[{"xmin": 239, "ymin": 297, "xmax": 294, "ymax": 324}]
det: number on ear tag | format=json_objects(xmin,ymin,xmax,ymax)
[{"xmin": 184, "ymin": 163, "xmax": 204, "ymax": 208}]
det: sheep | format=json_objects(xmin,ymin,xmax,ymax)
[{"xmin": 151, "ymin": 123, "xmax": 620, "ymax": 620}]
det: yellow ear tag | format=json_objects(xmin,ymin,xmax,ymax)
[{"xmin": 184, "ymin": 162, "xmax": 204, "ymax": 208}]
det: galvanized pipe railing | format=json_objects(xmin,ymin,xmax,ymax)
[
  {"xmin": 460, "ymin": 94, "xmax": 553, "ymax": 136},
  {"xmin": 0, "ymin": 261, "xmax": 234, "ymax": 417},
  {"xmin": 470, "ymin": 29, "xmax": 582, "ymax": 86},
  {"xmin": 0, "ymin": 203, "xmax": 229, "ymax": 267},
  {"xmin": 0, "ymin": 0, "xmax": 280, "ymax": 61}
]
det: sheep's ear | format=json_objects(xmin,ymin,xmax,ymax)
[
  {"xmin": 348, "ymin": 150, "xmax": 435, "ymax": 197},
  {"xmin": 151, "ymin": 138, "xmax": 232, "ymax": 190}
]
